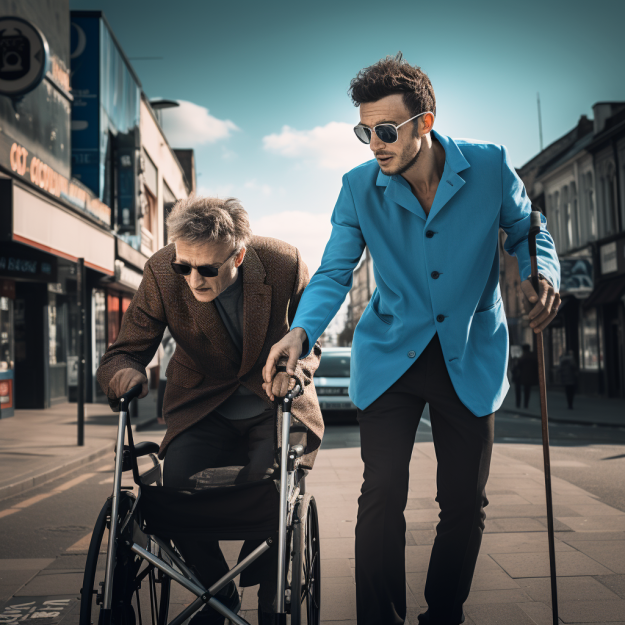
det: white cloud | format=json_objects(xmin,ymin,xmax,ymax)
[
  {"xmin": 263, "ymin": 121, "xmax": 371, "ymax": 170},
  {"xmin": 251, "ymin": 211, "xmax": 332, "ymax": 274},
  {"xmin": 160, "ymin": 100, "xmax": 239, "ymax": 147},
  {"xmin": 244, "ymin": 180, "xmax": 273, "ymax": 196}
]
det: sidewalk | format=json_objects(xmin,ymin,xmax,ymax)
[
  {"xmin": 294, "ymin": 442, "xmax": 625, "ymax": 624},
  {"xmin": 2, "ymin": 413, "xmax": 625, "ymax": 623},
  {"xmin": 0, "ymin": 393, "xmax": 158, "ymax": 500},
  {"xmin": 499, "ymin": 389, "xmax": 625, "ymax": 428}
]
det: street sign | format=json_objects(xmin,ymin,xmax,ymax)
[{"xmin": 0, "ymin": 17, "xmax": 49, "ymax": 98}]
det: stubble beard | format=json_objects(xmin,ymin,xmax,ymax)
[{"xmin": 391, "ymin": 142, "xmax": 422, "ymax": 177}]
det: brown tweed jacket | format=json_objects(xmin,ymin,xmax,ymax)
[{"xmin": 96, "ymin": 236, "xmax": 324, "ymax": 468}]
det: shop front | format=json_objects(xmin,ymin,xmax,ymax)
[{"xmin": 0, "ymin": 177, "xmax": 115, "ymax": 410}]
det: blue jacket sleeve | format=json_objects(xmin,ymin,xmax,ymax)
[
  {"xmin": 292, "ymin": 174, "xmax": 366, "ymax": 357},
  {"xmin": 499, "ymin": 145, "xmax": 560, "ymax": 290}
]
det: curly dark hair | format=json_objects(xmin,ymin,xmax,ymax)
[{"xmin": 348, "ymin": 52, "xmax": 436, "ymax": 125}]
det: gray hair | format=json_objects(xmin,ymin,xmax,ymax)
[{"xmin": 166, "ymin": 196, "xmax": 253, "ymax": 249}]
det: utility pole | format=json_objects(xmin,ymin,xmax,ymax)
[
  {"xmin": 537, "ymin": 92, "xmax": 544, "ymax": 152},
  {"xmin": 77, "ymin": 258, "xmax": 86, "ymax": 446}
]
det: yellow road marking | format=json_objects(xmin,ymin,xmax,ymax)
[
  {"xmin": 53, "ymin": 473, "xmax": 95, "ymax": 492},
  {"xmin": 0, "ymin": 473, "xmax": 96, "ymax": 518},
  {"xmin": 67, "ymin": 527, "xmax": 109, "ymax": 552},
  {"xmin": 13, "ymin": 492, "xmax": 55, "ymax": 508}
]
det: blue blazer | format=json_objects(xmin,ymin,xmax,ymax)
[{"xmin": 292, "ymin": 130, "xmax": 560, "ymax": 416}]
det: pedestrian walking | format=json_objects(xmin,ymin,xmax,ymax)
[
  {"xmin": 157, "ymin": 327, "xmax": 176, "ymax": 425},
  {"xmin": 518, "ymin": 344, "xmax": 539, "ymax": 409},
  {"xmin": 262, "ymin": 53, "xmax": 561, "ymax": 624},
  {"xmin": 559, "ymin": 350, "xmax": 578, "ymax": 409}
]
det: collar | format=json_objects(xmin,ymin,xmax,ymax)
[{"xmin": 375, "ymin": 129, "xmax": 471, "ymax": 187}]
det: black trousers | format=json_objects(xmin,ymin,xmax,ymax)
[
  {"xmin": 355, "ymin": 334, "xmax": 495, "ymax": 625},
  {"xmin": 163, "ymin": 410, "xmax": 278, "ymax": 611}
]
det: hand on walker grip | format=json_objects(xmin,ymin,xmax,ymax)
[
  {"xmin": 109, "ymin": 368, "xmax": 149, "ymax": 400},
  {"xmin": 262, "ymin": 328, "xmax": 306, "ymax": 401}
]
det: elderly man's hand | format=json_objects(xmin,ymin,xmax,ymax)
[
  {"xmin": 109, "ymin": 368, "xmax": 149, "ymax": 400},
  {"xmin": 262, "ymin": 372, "xmax": 296, "ymax": 402},
  {"xmin": 520, "ymin": 277, "xmax": 561, "ymax": 333},
  {"xmin": 262, "ymin": 328, "xmax": 307, "ymax": 401}
]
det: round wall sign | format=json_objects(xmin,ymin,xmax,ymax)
[{"xmin": 0, "ymin": 16, "xmax": 49, "ymax": 98}]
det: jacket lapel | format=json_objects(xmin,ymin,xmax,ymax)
[
  {"xmin": 425, "ymin": 130, "xmax": 471, "ymax": 225},
  {"xmin": 238, "ymin": 247, "xmax": 272, "ymax": 377},
  {"xmin": 183, "ymin": 282, "xmax": 241, "ymax": 367}
]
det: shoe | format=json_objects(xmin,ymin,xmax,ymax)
[
  {"xmin": 257, "ymin": 606, "xmax": 286, "ymax": 625},
  {"xmin": 189, "ymin": 582, "xmax": 241, "ymax": 625}
]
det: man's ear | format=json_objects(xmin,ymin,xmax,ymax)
[
  {"xmin": 235, "ymin": 247, "xmax": 247, "ymax": 267},
  {"xmin": 421, "ymin": 112, "xmax": 435, "ymax": 135}
]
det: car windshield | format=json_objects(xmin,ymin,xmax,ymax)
[{"xmin": 314, "ymin": 353, "xmax": 350, "ymax": 378}]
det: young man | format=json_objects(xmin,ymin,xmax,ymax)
[
  {"xmin": 97, "ymin": 197, "xmax": 323, "ymax": 625},
  {"xmin": 263, "ymin": 54, "xmax": 560, "ymax": 624}
]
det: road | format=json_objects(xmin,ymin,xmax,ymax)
[{"xmin": 1, "ymin": 411, "xmax": 624, "ymax": 622}]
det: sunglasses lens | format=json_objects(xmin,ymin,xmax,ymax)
[
  {"xmin": 171, "ymin": 263, "xmax": 191, "ymax": 275},
  {"xmin": 354, "ymin": 126, "xmax": 371, "ymax": 144},
  {"xmin": 197, "ymin": 266, "xmax": 219, "ymax": 278},
  {"xmin": 375, "ymin": 125, "xmax": 398, "ymax": 144}
]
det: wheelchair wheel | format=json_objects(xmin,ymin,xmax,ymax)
[
  {"xmin": 290, "ymin": 495, "xmax": 320, "ymax": 625},
  {"xmin": 80, "ymin": 492, "xmax": 171, "ymax": 625}
]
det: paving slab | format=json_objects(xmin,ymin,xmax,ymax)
[
  {"xmin": 490, "ymin": 551, "xmax": 614, "ymax": 578},
  {"xmin": 563, "ymin": 541, "xmax": 625, "ymax": 574},
  {"xmin": 558, "ymin": 600, "xmax": 625, "ymax": 623},
  {"xmin": 517, "ymin": 576, "xmax": 622, "ymax": 604}
]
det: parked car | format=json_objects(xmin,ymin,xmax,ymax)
[{"xmin": 313, "ymin": 347, "xmax": 356, "ymax": 415}]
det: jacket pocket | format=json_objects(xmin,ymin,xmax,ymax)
[
  {"xmin": 166, "ymin": 358, "xmax": 205, "ymax": 389},
  {"xmin": 476, "ymin": 297, "xmax": 502, "ymax": 314},
  {"xmin": 369, "ymin": 290, "xmax": 392, "ymax": 325}
]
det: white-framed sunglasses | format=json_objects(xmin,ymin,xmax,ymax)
[{"xmin": 354, "ymin": 111, "xmax": 434, "ymax": 145}]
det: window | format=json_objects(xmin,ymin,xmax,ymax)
[
  {"xmin": 563, "ymin": 185, "xmax": 573, "ymax": 251},
  {"xmin": 581, "ymin": 307, "xmax": 600, "ymax": 370},
  {"xmin": 314, "ymin": 353, "xmax": 351, "ymax": 378},
  {"xmin": 601, "ymin": 161, "xmax": 618, "ymax": 236},
  {"xmin": 163, "ymin": 182, "xmax": 176, "ymax": 244},
  {"xmin": 553, "ymin": 191, "xmax": 561, "ymax": 250},
  {"xmin": 571, "ymin": 181, "xmax": 579, "ymax": 248},
  {"xmin": 585, "ymin": 172, "xmax": 597, "ymax": 239}
]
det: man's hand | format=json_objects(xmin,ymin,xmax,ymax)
[
  {"xmin": 262, "ymin": 372, "xmax": 296, "ymax": 402},
  {"xmin": 109, "ymin": 368, "xmax": 149, "ymax": 400},
  {"xmin": 520, "ymin": 277, "xmax": 561, "ymax": 334},
  {"xmin": 262, "ymin": 328, "xmax": 307, "ymax": 401}
]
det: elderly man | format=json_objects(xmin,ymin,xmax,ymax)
[
  {"xmin": 264, "ymin": 53, "xmax": 560, "ymax": 625},
  {"xmin": 97, "ymin": 197, "xmax": 323, "ymax": 625}
]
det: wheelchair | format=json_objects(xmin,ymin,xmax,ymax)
[{"xmin": 79, "ymin": 382, "xmax": 321, "ymax": 625}]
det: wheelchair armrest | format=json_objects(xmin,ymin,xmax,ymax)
[{"xmin": 134, "ymin": 441, "xmax": 160, "ymax": 457}]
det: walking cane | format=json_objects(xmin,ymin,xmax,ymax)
[{"xmin": 529, "ymin": 210, "xmax": 559, "ymax": 624}]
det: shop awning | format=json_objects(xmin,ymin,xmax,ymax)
[{"xmin": 583, "ymin": 275, "xmax": 625, "ymax": 308}]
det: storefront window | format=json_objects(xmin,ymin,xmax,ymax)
[
  {"xmin": 48, "ymin": 293, "xmax": 67, "ymax": 366},
  {"xmin": 93, "ymin": 290, "xmax": 107, "ymax": 401},
  {"xmin": 0, "ymin": 296, "xmax": 13, "ymax": 372},
  {"xmin": 581, "ymin": 307, "xmax": 600, "ymax": 370}
]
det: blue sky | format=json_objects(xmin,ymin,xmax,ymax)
[{"xmin": 71, "ymin": 0, "xmax": 625, "ymax": 273}]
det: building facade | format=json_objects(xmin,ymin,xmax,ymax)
[
  {"xmin": 0, "ymin": 4, "xmax": 193, "ymax": 416},
  {"xmin": 513, "ymin": 103, "xmax": 625, "ymax": 398}
]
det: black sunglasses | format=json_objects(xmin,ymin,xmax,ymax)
[
  {"xmin": 171, "ymin": 249, "xmax": 238, "ymax": 278},
  {"xmin": 354, "ymin": 111, "xmax": 432, "ymax": 145}
]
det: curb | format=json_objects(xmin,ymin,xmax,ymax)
[
  {"xmin": 0, "ymin": 441, "xmax": 116, "ymax": 502},
  {"xmin": 498, "ymin": 407, "xmax": 625, "ymax": 430}
]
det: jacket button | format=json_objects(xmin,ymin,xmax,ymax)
[
  {"xmin": 426, "ymin": 230, "xmax": 435, "ymax": 238},
  {"xmin": 436, "ymin": 314, "xmax": 445, "ymax": 322},
  {"xmin": 431, "ymin": 271, "xmax": 440, "ymax": 279},
  {"xmin": 408, "ymin": 350, "xmax": 416, "ymax": 358}
]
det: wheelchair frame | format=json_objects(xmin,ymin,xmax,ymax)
[{"xmin": 82, "ymin": 382, "xmax": 320, "ymax": 625}]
